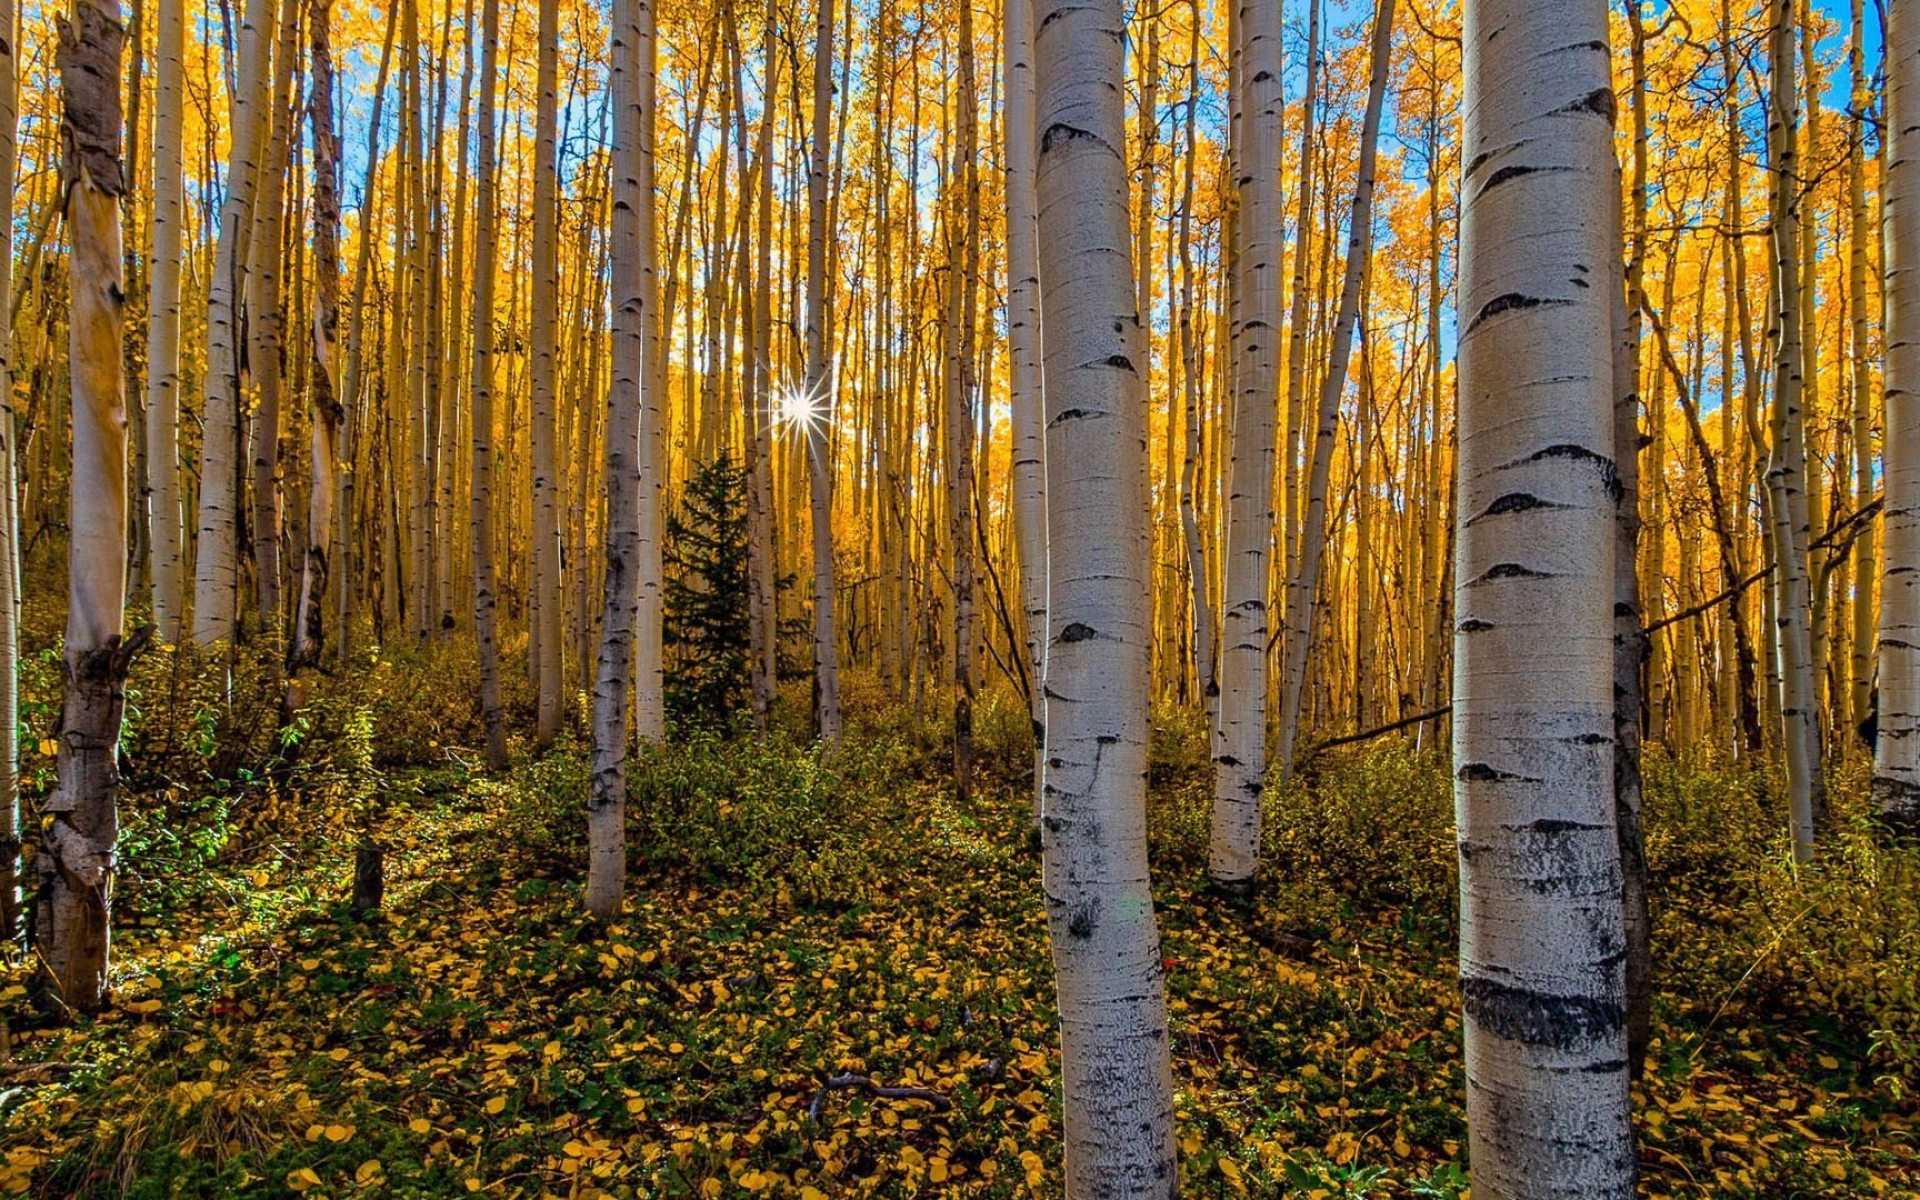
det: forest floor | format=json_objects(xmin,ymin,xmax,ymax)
[{"xmin": 1, "ymin": 656, "xmax": 1918, "ymax": 1198}]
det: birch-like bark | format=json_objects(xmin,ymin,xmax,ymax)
[
  {"xmin": 0, "ymin": 0, "xmax": 17, "ymax": 943},
  {"xmin": 947, "ymin": 0, "xmax": 979, "ymax": 788},
  {"xmin": 469, "ymin": 0, "xmax": 506, "ymax": 771},
  {"xmin": 1880, "ymin": 0, "xmax": 1920, "ymax": 823},
  {"xmin": 1609, "ymin": 168, "xmax": 1650, "ymax": 1079},
  {"xmin": 40, "ymin": 0, "xmax": 136, "ymax": 1014},
  {"xmin": 1274, "ymin": 0, "xmax": 1394, "ymax": 781},
  {"xmin": 632, "ymin": 0, "xmax": 663, "ymax": 743},
  {"xmin": 290, "ymin": 0, "xmax": 340, "ymax": 690},
  {"xmin": 1206, "ymin": 0, "xmax": 1282, "ymax": 891},
  {"xmin": 143, "ymin": 0, "xmax": 182, "ymax": 643},
  {"xmin": 191, "ymin": 0, "xmax": 275, "ymax": 645},
  {"xmin": 247, "ymin": 0, "xmax": 297, "ymax": 634},
  {"xmin": 1033, "ymin": 0, "xmax": 1178, "ymax": 1187},
  {"xmin": 530, "ymin": 0, "xmax": 564, "ymax": 745},
  {"xmin": 1004, "ymin": 0, "xmax": 1047, "ymax": 814},
  {"xmin": 804, "ymin": 0, "xmax": 841, "ymax": 742},
  {"xmin": 1453, "ymin": 0, "xmax": 1633, "ymax": 1193},
  {"xmin": 588, "ymin": 0, "xmax": 653, "ymax": 917},
  {"xmin": 1847, "ymin": 0, "xmax": 1874, "ymax": 739},
  {"xmin": 1175, "ymin": 15, "xmax": 1210, "ymax": 721},
  {"xmin": 1764, "ymin": 0, "xmax": 1820, "ymax": 859}
]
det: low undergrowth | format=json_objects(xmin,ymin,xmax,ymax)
[{"xmin": 1, "ymin": 656, "xmax": 1916, "ymax": 1198}]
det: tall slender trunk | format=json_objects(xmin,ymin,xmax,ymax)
[
  {"xmin": 1032, "ymin": 0, "xmax": 1178, "ymax": 1187},
  {"xmin": 1175, "ymin": 10, "xmax": 1210, "ymax": 720},
  {"xmin": 1764, "ymin": 0, "xmax": 1820, "ymax": 860},
  {"xmin": 530, "ymin": 0, "xmax": 563, "ymax": 745},
  {"xmin": 1004, "ymin": 0, "xmax": 1047, "ymax": 813},
  {"xmin": 247, "ymin": 0, "xmax": 297, "ymax": 634},
  {"xmin": 948, "ymin": 0, "xmax": 979, "ymax": 787},
  {"xmin": 1847, "ymin": 0, "xmax": 1874, "ymax": 740},
  {"xmin": 1879, "ymin": 0, "xmax": 1920, "ymax": 822},
  {"xmin": 191, "ymin": 0, "xmax": 275, "ymax": 645},
  {"xmin": 1609, "ymin": 166, "xmax": 1651, "ymax": 1081},
  {"xmin": 1453, "ymin": 0, "xmax": 1632, "ymax": 1194},
  {"xmin": 804, "ymin": 0, "xmax": 841, "ymax": 742},
  {"xmin": 290, "ymin": 0, "xmax": 340, "ymax": 693},
  {"xmin": 746, "ymin": 14, "xmax": 779, "ymax": 731},
  {"xmin": 1274, "ymin": 0, "xmax": 1395, "ymax": 779},
  {"xmin": 0, "ymin": 0, "xmax": 18, "ymax": 943},
  {"xmin": 40, "ymin": 0, "xmax": 137, "ymax": 1015},
  {"xmin": 632, "ymin": 0, "xmax": 663, "ymax": 743},
  {"xmin": 588, "ymin": 0, "xmax": 655, "ymax": 916},
  {"xmin": 469, "ymin": 0, "xmax": 506, "ymax": 770},
  {"xmin": 144, "ymin": 0, "xmax": 182, "ymax": 643},
  {"xmin": 1206, "ymin": 0, "xmax": 1283, "ymax": 891}
]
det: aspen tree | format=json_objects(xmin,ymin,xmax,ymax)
[
  {"xmin": 1764, "ymin": 0, "xmax": 1820, "ymax": 859},
  {"xmin": 1175, "ymin": 9, "xmax": 1210, "ymax": 719},
  {"xmin": 1453, "ymin": 0, "xmax": 1633, "ymax": 1193},
  {"xmin": 1274, "ymin": 0, "xmax": 1394, "ymax": 781},
  {"xmin": 588, "ymin": 0, "xmax": 655, "ymax": 917},
  {"xmin": 1032, "ymin": 0, "xmax": 1178, "ymax": 1185},
  {"xmin": 947, "ymin": 0, "xmax": 979, "ymax": 789},
  {"xmin": 1004, "ymin": 0, "xmax": 1047, "ymax": 814},
  {"xmin": 40, "ymin": 0, "xmax": 138, "ymax": 1013},
  {"xmin": 633, "ymin": 0, "xmax": 663, "ymax": 743},
  {"xmin": 144, "ymin": 0, "xmax": 182, "ymax": 643},
  {"xmin": 1880, "ymin": 0, "xmax": 1920, "ymax": 823},
  {"xmin": 290, "ymin": 0, "xmax": 341, "ymax": 693},
  {"xmin": 803, "ymin": 0, "xmax": 842, "ymax": 742},
  {"xmin": 530, "ymin": 0, "xmax": 564, "ymax": 745},
  {"xmin": 247, "ymin": 0, "xmax": 299, "ymax": 633},
  {"xmin": 1207, "ymin": 0, "xmax": 1282, "ymax": 892},
  {"xmin": 469, "ymin": 0, "xmax": 507, "ymax": 771},
  {"xmin": 192, "ymin": 0, "xmax": 276, "ymax": 645},
  {"xmin": 0, "ymin": 0, "xmax": 17, "ymax": 943},
  {"xmin": 1847, "ymin": 0, "xmax": 1874, "ymax": 739}
]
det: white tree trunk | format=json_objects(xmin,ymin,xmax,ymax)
[
  {"xmin": 804, "ymin": 0, "xmax": 841, "ymax": 742},
  {"xmin": 1453, "ymin": 0, "xmax": 1633, "ymax": 1194},
  {"xmin": 1004, "ymin": 0, "xmax": 1047, "ymax": 816},
  {"xmin": 530, "ymin": 0, "xmax": 564, "ymax": 745},
  {"xmin": 190, "ymin": 0, "xmax": 275, "ymax": 645},
  {"xmin": 1764, "ymin": 0, "xmax": 1820, "ymax": 860},
  {"xmin": 144, "ymin": 0, "xmax": 182, "ymax": 644},
  {"xmin": 1206, "ymin": 0, "xmax": 1282, "ymax": 891},
  {"xmin": 1033, "ymin": 0, "xmax": 1178, "ymax": 1189},
  {"xmin": 633, "ymin": 0, "xmax": 663, "ymax": 743},
  {"xmin": 588, "ymin": 0, "xmax": 654, "ymax": 917},
  {"xmin": 247, "ymin": 3, "xmax": 297, "ymax": 634},
  {"xmin": 1274, "ymin": 0, "xmax": 1395, "ymax": 781},
  {"xmin": 470, "ymin": 0, "xmax": 507, "ymax": 770},
  {"xmin": 40, "ymin": 0, "xmax": 135, "ymax": 1013},
  {"xmin": 0, "ymin": 0, "xmax": 19, "ymax": 944},
  {"xmin": 290, "ymin": 0, "xmax": 341, "ymax": 691},
  {"xmin": 1878, "ymin": 0, "xmax": 1920, "ymax": 824}
]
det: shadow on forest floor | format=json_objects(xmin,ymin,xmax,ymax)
[{"xmin": 1, "ymin": 693, "xmax": 1917, "ymax": 1198}]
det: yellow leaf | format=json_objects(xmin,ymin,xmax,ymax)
[
  {"xmin": 409, "ymin": 1118, "xmax": 432, "ymax": 1135},
  {"xmin": 465, "ymin": 1179, "xmax": 483, "ymax": 1193},
  {"xmin": 1817, "ymin": 1055, "xmax": 1839, "ymax": 1070},
  {"xmin": 301, "ymin": 959, "xmax": 321, "ymax": 971},
  {"xmin": 286, "ymin": 1167, "xmax": 322, "ymax": 1192},
  {"xmin": 324, "ymin": 1124, "xmax": 354, "ymax": 1143},
  {"xmin": 1020, "ymin": 1149, "xmax": 1044, "ymax": 1187},
  {"xmin": 799, "ymin": 1189, "xmax": 829, "ymax": 1200},
  {"xmin": 701, "ymin": 1180, "xmax": 723, "ymax": 1199},
  {"xmin": 1828, "ymin": 1161, "xmax": 1849, "ymax": 1182},
  {"xmin": 485, "ymin": 1095, "xmax": 507, "ymax": 1115},
  {"xmin": 328, "ymin": 1048, "xmax": 350, "ymax": 1062},
  {"xmin": 125, "ymin": 999, "xmax": 162, "ymax": 1015},
  {"xmin": 929, "ymin": 1157, "xmax": 949, "ymax": 1183},
  {"xmin": 543, "ymin": 1041, "xmax": 563, "ymax": 1063},
  {"xmin": 36, "ymin": 739, "xmax": 55, "ymax": 758},
  {"xmin": 355, "ymin": 1160, "xmax": 383, "ymax": 1185}
]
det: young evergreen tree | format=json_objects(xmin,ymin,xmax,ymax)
[{"xmin": 664, "ymin": 454, "xmax": 752, "ymax": 729}]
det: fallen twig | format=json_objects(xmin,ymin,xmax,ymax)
[{"xmin": 808, "ymin": 1073, "xmax": 952, "ymax": 1125}]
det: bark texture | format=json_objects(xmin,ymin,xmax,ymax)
[
  {"xmin": 1032, "ymin": 0, "xmax": 1179, "ymax": 1188},
  {"xmin": 40, "ymin": 0, "xmax": 134, "ymax": 1014},
  {"xmin": 1879, "ymin": 0, "xmax": 1920, "ymax": 824},
  {"xmin": 1453, "ymin": 0, "xmax": 1634, "ymax": 1194}
]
